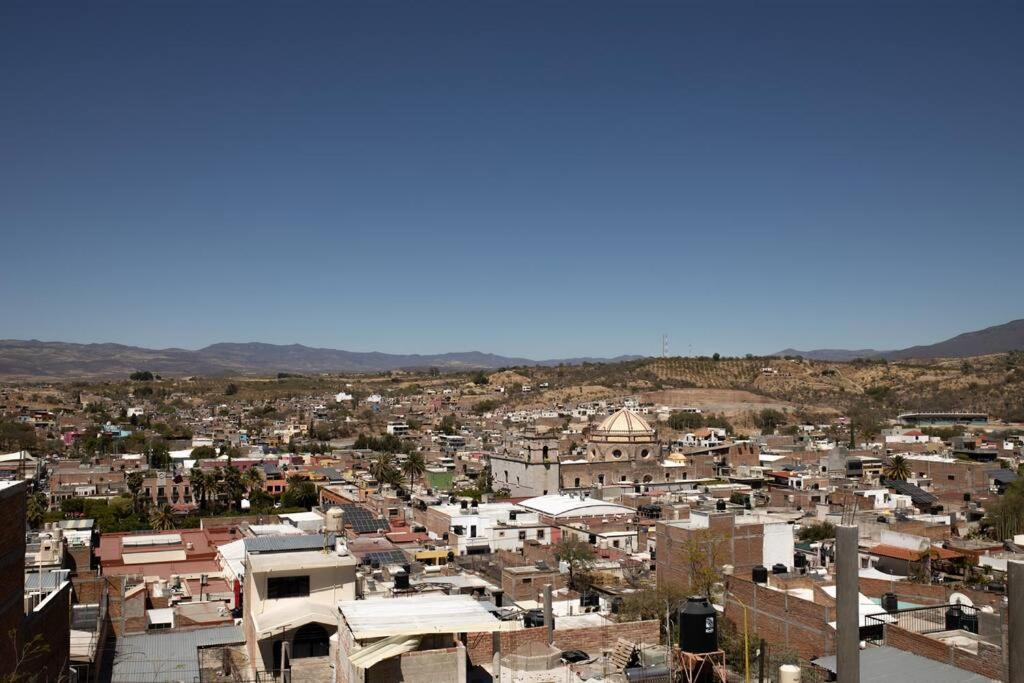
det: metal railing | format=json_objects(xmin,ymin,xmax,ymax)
[{"xmin": 864, "ymin": 603, "xmax": 980, "ymax": 644}]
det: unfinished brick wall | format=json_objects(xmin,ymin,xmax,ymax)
[
  {"xmin": 883, "ymin": 625, "xmax": 1005, "ymax": 680},
  {"xmin": 857, "ymin": 577, "xmax": 1004, "ymax": 609},
  {"xmin": 465, "ymin": 620, "xmax": 660, "ymax": 663},
  {"xmin": 722, "ymin": 577, "xmax": 835, "ymax": 661}
]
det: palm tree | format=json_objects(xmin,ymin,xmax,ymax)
[
  {"xmin": 149, "ymin": 504, "xmax": 176, "ymax": 531},
  {"xmin": 222, "ymin": 466, "xmax": 245, "ymax": 511},
  {"xmin": 190, "ymin": 467, "xmax": 208, "ymax": 510},
  {"xmin": 26, "ymin": 492, "xmax": 48, "ymax": 529},
  {"xmin": 368, "ymin": 453, "xmax": 396, "ymax": 485},
  {"xmin": 401, "ymin": 452, "xmax": 426, "ymax": 488},
  {"xmin": 883, "ymin": 454, "xmax": 911, "ymax": 481},
  {"xmin": 125, "ymin": 470, "xmax": 145, "ymax": 513},
  {"xmin": 244, "ymin": 467, "xmax": 264, "ymax": 495}
]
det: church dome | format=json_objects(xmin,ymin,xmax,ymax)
[{"xmin": 590, "ymin": 408, "xmax": 656, "ymax": 443}]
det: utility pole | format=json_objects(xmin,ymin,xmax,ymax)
[{"xmin": 836, "ymin": 525, "xmax": 860, "ymax": 683}]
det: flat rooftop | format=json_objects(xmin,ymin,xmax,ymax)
[
  {"xmin": 247, "ymin": 549, "xmax": 357, "ymax": 574},
  {"xmin": 339, "ymin": 594, "xmax": 504, "ymax": 639}
]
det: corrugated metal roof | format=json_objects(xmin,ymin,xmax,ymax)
[
  {"xmin": 244, "ymin": 533, "xmax": 336, "ymax": 554},
  {"xmin": 110, "ymin": 624, "xmax": 243, "ymax": 682},
  {"xmin": 812, "ymin": 645, "xmax": 995, "ymax": 682}
]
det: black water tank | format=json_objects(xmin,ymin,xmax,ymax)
[
  {"xmin": 716, "ymin": 499, "xmax": 726, "ymax": 511},
  {"xmin": 524, "ymin": 609, "xmax": 547, "ymax": 628},
  {"xmin": 794, "ymin": 553, "xmax": 807, "ymax": 569},
  {"xmin": 881, "ymin": 593, "xmax": 898, "ymax": 613},
  {"xmin": 752, "ymin": 565, "xmax": 768, "ymax": 584},
  {"xmin": 961, "ymin": 612, "xmax": 978, "ymax": 634},
  {"xmin": 611, "ymin": 597, "xmax": 624, "ymax": 614},
  {"xmin": 588, "ymin": 534, "xmax": 598, "ymax": 545},
  {"xmin": 394, "ymin": 571, "xmax": 410, "ymax": 590},
  {"xmin": 679, "ymin": 597, "xmax": 718, "ymax": 654},
  {"xmin": 945, "ymin": 604, "xmax": 963, "ymax": 630},
  {"xmin": 580, "ymin": 591, "xmax": 600, "ymax": 608},
  {"xmin": 772, "ymin": 563, "xmax": 787, "ymax": 575},
  {"xmin": 492, "ymin": 590, "xmax": 503, "ymax": 608},
  {"xmin": 460, "ymin": 500, "xmax": 468, "ymax": 510}
]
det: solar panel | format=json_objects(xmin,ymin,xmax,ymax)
[
  {"xmin": 338, "ymin": 505, "xmax": 389, "ymax": 533},
  {"xmin": 362, "ymin": 550, "xmax": 408, "ymax": 567}
]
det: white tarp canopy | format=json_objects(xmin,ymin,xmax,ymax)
[
  {"xmin": 339, "ymin": 594, "xmax": 507, "ymax": 639},
  {"xmin": 252, "ymin": 601, "xmax": 337, "ymax": 639},
  {"xmin": 348, "ymin": 634, "xmax": 422, "ymax": 669}
]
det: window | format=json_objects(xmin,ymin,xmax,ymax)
[
  {"xmin": 613, "ymin": 540, "xmax": 620, "ymax": 548},
  {"xmin": 947, "ymin": 475, "xmax": 955, "ymax": 481},
  {"xmin": 537, "ymin": 529, "xmax": 545, "ymax": 539},
  {"xmin": 574, "ymin": 477, "xmax": 581, "ymax": 487},
  {"xmin": 518, "ymin": 531, "xmax": 527, "ymax": 540},
  {"xmin": 641, "ymin": 449, "xmax": 650, "ymax": 458},
  {"xmin": 522, "ymin": 577, "xmax": 532, "ymax": 584},
  {"xmin": 267, "ymin": 575, "xmax": 310, "ymax": 599},
  {"xmin": 612, "ymin": 449, "xmax": 622, "ymax": 458}
]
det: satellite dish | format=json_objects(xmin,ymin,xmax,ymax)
[{"xmin": 949, "ymin": 592, "xmax": 973, "ymax": 607}]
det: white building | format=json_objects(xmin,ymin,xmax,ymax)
[{"xmin": 242, "ymin": 538, "xmax": 358, "ymax": 674}]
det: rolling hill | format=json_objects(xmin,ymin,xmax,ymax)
[
  {"xmin": 775, "ymin": 319, "xmax": 1024, "ymax": 361},
  {"xmin": 0, "ymin": 339, "xmax": 639, "ymax": 379}
]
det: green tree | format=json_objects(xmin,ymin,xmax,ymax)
[
  {"xmin": 680, "ymin": 529, "xmax": 723, "ymax": 598},
  {"xmin": 26, "ymin": 492, "xmax": 48, "ymax": 529},
  {"xmin": 125, "ymin": 470, "xmax": 145, "ymax": 513},
  {"xmin": 882, "ymin": 454, "xmax": 911, "ymax": 481},
  {"xmin": 553, "ymin": 536, "xmax": 596, "ymax": 590},
  {"xmin": 130, "ymin": 370, "xmax": 154, "ymax": 381},
  {"xmin": 439, "ymin": 413, "xmax": 459, "ymax": 435},
  {"xmin": 470, "ymin": 371, "xmax": 489, "ymax": 385},
  {"xmin": 248, "ymin": 488, "xmax": 275, "ymax": 513},
  {"xmin": 221, "ymin": 466, "xmax": 246, "ymax": 511},
  {"xmin": 149, "ymin": 504, "xmax": 176, "ymax": 531},
  {"xmin": 755, "ymin": 409, "xmax": 787, "ymax": 433},
  {"xmin": 368, "ymin": 452, "xmax": 397, "ymax": 484},
  {"xmin": 797, "ymin": 521, "xmax": 836, "ymax": 542},
  {"xmin": 149, "ymin": 438, "xmax": 171, "ymax": 469},
  {"xmin": 281, "ymin": 479, "xmax": 318, "ymax": 509},
  {"xmin": 985, "ymin": 479, "xmax": 1024, "ymax": 540},
  {"xmin": 668, "ymin": 411, "xmax": 704, "ymax": 430},
  {"xmin": 224, "ymin": 383, "xmax": 239, "ymax": 396},
  {"xmin": 401, "ymin": 452, "xmax": 426, "ymax": 487},
  {"xmin": 190, "ymin": 467, "xmax": 209, "ymax": 511},
  {"xmin": 190, "ymin": 445, "xmax": 217, "ymax": 460},
  {"xmin": 244, "ymin": 467, "xmax": 263, "ymax": 495}
]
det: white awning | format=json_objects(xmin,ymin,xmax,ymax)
[
  {"xmin": 348, "ymin": 634, "xmax": 421, "ymax": 669},
  {"xmin": 252, "ymin": 602, "xmax": 337, "ymax": 639}
]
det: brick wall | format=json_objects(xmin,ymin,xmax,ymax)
[
  {"xmin": 857, "ymin": 577, "xmax": 1004, "ymax": 609},
  {"xmin": 884, "ymin": 625, "xmax": 1005, "ymax": 680},
  {"xmin": 466, "ymin": 620, "xmax": 660, "ymax": 663},
  {"xmin": 722, "ymin": 577, "xmax": 835, "ymax": 661}
]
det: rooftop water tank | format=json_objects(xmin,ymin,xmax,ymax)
[
  {"xmin": 394, "ymin": 571, "xmax": 410, "ymax": 590},
  {"xmin": 325, "ymin": 507, "xmax": 345, "ymax": 533},
  {"xmin": 679, "ymin": 597, "xmax": 718, "ymax": 655},
  {"xmin": 752, "ymin": 566, "xmax": 768, "ymax": 584},
  {"xmin": 881, "ymin": 593, "xmax": 898, "ymax": 613},
  {"xmin": 772, "ymin": 563, "xmax": 787, "ymax": 575}
]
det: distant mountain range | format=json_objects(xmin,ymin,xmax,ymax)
[
  {"xmin": 0, "ymin": 339, "xmax": 641, "ymax": 379},
  {"xmin": 775, "ymin": 318, "xmax": 1024, "ymax": 361}
]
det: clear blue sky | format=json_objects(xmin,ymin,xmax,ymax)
[{"xmin": 2, "ymin": 1, "xmax": 1021, "ymax": 359}]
